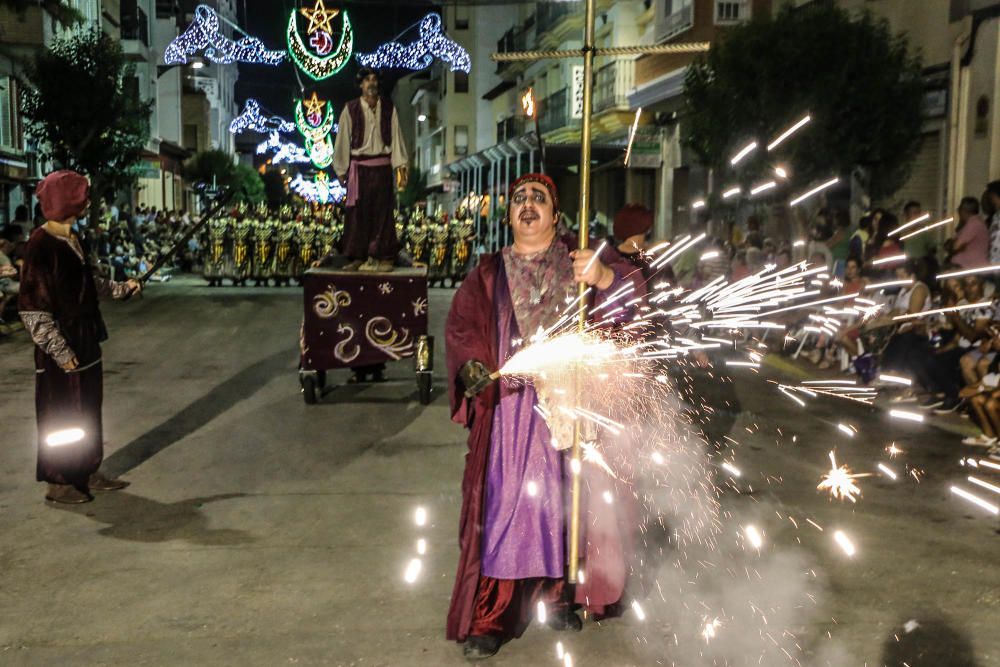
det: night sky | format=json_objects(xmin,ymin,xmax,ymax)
[{"xmin": 234, "ymin": 0, "xmax": 439, "ymax": 123}]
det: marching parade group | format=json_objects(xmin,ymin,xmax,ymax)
[{"xmin": 195, "ymin": 204, "xmax": 476, "ymax": 287}]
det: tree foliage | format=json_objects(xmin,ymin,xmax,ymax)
[
  {"xmin": 19, "ymin": 27, "xmax": 153, "ymax": 218},
  {"xmin": 182, "ymin": 149, "xmax": 264, "ymax": 204},
  {"xmin": 683, "ymin": 2, "xmax": 925, "ymax": 201},
  {"xmin": 0, "ymin": 0, "xmax": 82, "ymax": 27}
]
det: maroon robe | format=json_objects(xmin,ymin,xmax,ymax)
[
  {"xmin": 445, "ymin": 235, "xmax": 643, "ymax": 642},
  {"xmin": 18, "ymin": 228, "xmax": 124, "ymax": 488}
]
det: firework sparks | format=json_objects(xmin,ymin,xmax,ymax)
[
  {"xmin": 730, "ymin": 140, "xmax": 758, "ymax": 165},
  {"xmin": 404, "ymin": 558, "xmax": 422, "ymax": 583},
  {"xmin": 414, "ymin": 506, "xmax": 427, "ymax": 526},
  {"xmin": 950, "ymin": 485, "xmax": 1000, "ymax": 515},
  {"xmin": 899, "ymin": 216, "xmax": 953, "ymax": 241},
  {"xmin": 877, "ymin": 463, "xmax": 898, "ymax": 480},
  {"xmin": 888, "ymin": 212, "xmax": 930, "ymax": 237},
  {"xmin": 767, "ymin": 114, "xmax": 812, "ymax": 150},
  {"xmin": 631, "ymin": 600, "xmax": 647, "ymax": 621},
  {"xmin": 889, "ymin": 409, "xmax": 924, "ymax": 423},
  {"xmin": 892, "ymin": 300, "xmax": 994, "ymax": 322},
  {"xmin": 789, "ymin": 177, "xmax": 838, "ymax": 206},
  {"xmin": 937, "ymin": 264, "xmax": 1000, "ymax": 280},
  {"xmin": 879, "ymin": 374, "xmax": 912, "ymax": 386},
  {"xmin": 702, "ymin": 617, "xmax": 722, "ymax": 642},
  {"xmin": 968, "ymin": 476, "xmax": 1000, "ymax": 496},
  {"xmin": 833, "ymin": 530, "xmax": 856, "ymax": 557},
  {"xmin": 744, "ymin": 524, "xmax": 764, "ymax": 550},
  {"xmin": 536, "ymin": 600, "xmax": 547, "ymax": 624},
  {"xmin": 818, "ymin": 451, "xmax": 865, "ymax": 502}
]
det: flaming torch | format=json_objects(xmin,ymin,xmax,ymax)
[{"xmin": 522, "ymin": 87, "xmax": 546, "ymax": 173}]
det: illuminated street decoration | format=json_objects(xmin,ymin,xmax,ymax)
[
  {"xmin": 291, "ymin": 172, "xmax": 345, "ymax": 204},
  {"xmin": 230, "ymin": 99, "xmax": 295, "ymax": 135},
  {"xmin": 294, "ymin": 95, "xmax": 337, "ymax": 169},
  {"xmin": 164, "ymin": 4, "xmax": 285, "ymax": 65},
  {"xmin": 256, "ymin": 131, "xmax": 311, "ymax": 165},
  {"xmin": 286, "ymin": 2, "xmax": 354, "ymax": 81},
  {"xmin": 356, "ymin": 13, "xmax": 470, "ymax": 73}
]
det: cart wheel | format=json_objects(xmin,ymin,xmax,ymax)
[
  {"xmin": 418, "ymin": 372, "xmax": 433, "ymax": 405},
  {"xmin": 302, "ymin": 374, "xmax": 319, "ymax": 404}
]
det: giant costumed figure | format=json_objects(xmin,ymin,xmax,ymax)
[{"xmin": 332, "ymin": 67, "xmax": 408, "ymax": 272}]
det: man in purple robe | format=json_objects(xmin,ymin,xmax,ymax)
[
  {"xmin": 445, "ymin": 173, "xmax": 640, "ymax": 659},
  {"xmin": 18, "ymin": 170, "xmax": 141, "ymax": 504},
  {"xmin": 332, "ymin": 67, "xmax": 408, "ymax": 273}
]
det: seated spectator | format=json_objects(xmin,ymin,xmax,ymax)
[
  {"xmin": 0, "ymin": 227, "xmax": 21, "ymax": 322},
  {"xmin": 946, "ymin": 196, "xmax": 989, "ymax": 269}
]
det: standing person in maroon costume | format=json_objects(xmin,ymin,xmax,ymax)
[
  {"xmin": 445, "ymin": 173, "xmax": 640, "ymax": 659},
  {"xmin": 18, "ymin": 170, "xmax": 140, "ymax": 504},
  {"xmin": 332, "ymin": 67, "xmax": 408, "ymax": 273}
]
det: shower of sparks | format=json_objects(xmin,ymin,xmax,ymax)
[
  {"xmin": 871, "ymin": 253, "xmax": 907, "ymax": 266},
  {"xmin": 893, "ymin": 300, "xmax": 994, "ymax": 322},
  {"xmin": 722, "ymin": 186, "xmax": 741, "ymax": 199},
  {"xmin": 968, "ymin": 475, "xmax": 1000, "ymax": 496},
  {"xmin": 833, "ymin": 530, "xmax": 856, "ymax": 557},
  {"xmin": 702, "ymin": 617, "xmax": 722, "ymax": 642},
  {"xmin": 889, "ymin": 409, "xmax": 924, "ymax": 423},
  {"xmin": 744, "ymin": 524, "xmax": 764, "ymax": 550},
  {"xmin": 767, "ymin": 114, "xmax": 811, "ymax": 150},
  {"xmin": 950, "ymin": 485, "xmax": 1000, "ymax": 515},
  {"xmin": 818, "ymin": 451, "xmax": 865, "ymax": 502},
  {"xmin": 978, "ymin": 459, "xmax": 1000, "ymax": 471},
  {"xmin": 692, "ymin": 199, "xmax": 706, "ymax": 209},
  {"xmin": 403, "ymin": 558, "xmax": 422, "ymax": 583},
  {"xmin": 899, "ymin": 217, "xmax": 953, "ymax": 241},
  {"xmin": 886, "ymin": 443, "xmax": 904, "ymax": 458},
  {"xmin": 623, "ymin": 107, "xmax": 642, "ymax": 166},
  {"xmin": 877, "ymin": 463, "xmax": 898, "ymax": 480},
  {"xmin": 888, "ymin": 212, "xmax": 930, "ymax": 237},
  {"xmin": 837, "ymin": 423, "xmax": 856, "ymax": 437},
  {"xmin": 556, "ymin": 641, "xmax": 565, "ymax": 659},
  {"xmin": 789, "ymin": 177, "xmax": 838, "ymax": 206},
  {"xmin": 526, "ymin": 480, "xmax": 539, "ymax": 496},
  {"xmin": 774, "ymin": 165, "xmax": 788, "ymax": 178},
  {"xmin": 879, "ymin": 374, "xmax": 912, "ymax": 386},
  {"xmin": 631, "ymin": 600, "xmax": 647, "ymax": 621},
  {"xmin": 937, "ymin": 264, "xmax": 1000, "ymax": 280},
  {"xmin": 750, "ymin": 180, "xmax": 777, "ymax": 196},
  {"xmin": 583, "ymin": 240, "xmax": 608, "ymax": 275},
  {"xmin": 721, "ymin": 461, "xmax": 742, "ymax": 477},
  {"xmin": 563, "ymin": 652, "xmax": 574, "ymax": 667},
  {"xmin": 730, "ymin": 140, "xmax": 758, "ymax": 165},
  {"xmin": 536, "ymin": 600, "xmax": 547, "ymax": 624},
  {"xmin": 416, "ymin": 538, "xmax": 427, "ymax": 555},
  {"xmin": 414, "ymin": 506, "xmax": 427, "ymax": 526}
]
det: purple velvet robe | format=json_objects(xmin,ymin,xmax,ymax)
[{"xmin": 445, "ymin": 235, "xmax": 642, "ymax": 642}]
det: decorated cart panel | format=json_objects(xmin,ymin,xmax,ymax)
[{"xmin": 300, "ymin": 267, "xmax": 429, "ymax": 372}]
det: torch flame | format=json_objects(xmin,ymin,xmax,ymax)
[{"xmin": 522, "ymin": 88, "xmax": 535, "ymax": 118}]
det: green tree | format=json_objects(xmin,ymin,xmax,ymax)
[
  {"xmin": 19, "ymin": 27, "xmax": 153, "ymax": 222},
  {"xmin": 682, "ymin": 2, "xmax": 925, "ymax": 202},
  {"xmin": 261, "ymin": 169, "xmax": 289, "ymax": 208},
  {"xmin": 182, "ymin": 149, "xmax": 264, "ymax": 204},
  {"xmin": 0, "ymin": 0, "xmax": 82, "ymax": 27}
]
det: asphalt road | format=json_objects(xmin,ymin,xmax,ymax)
[{"xmin": 0, "ymin": 277, "xmax": 996, "ymax": 666}]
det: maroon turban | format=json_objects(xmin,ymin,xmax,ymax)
[
  {"xmin": 613, "ymin": 203, "xmax": 653, "ymax": 242},
  {"xmin": 508, "ymin": 172, "xmax": 559, "ymax": 215},
  {"xmin": 36, "ymin": 170, "xmax": 90, "ymax": 222}
]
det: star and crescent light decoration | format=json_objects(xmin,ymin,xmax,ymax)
[
  {"xmin": 287, "ymin": 0, "xmax": 354, "ymax": 81},
  {"xmin": 294, "ymin": 93, "xmax": 337, "ymax": 169},
  {"xmin": 355, "ymin": 13, "xmax": 471, "ymax": 73},
  {"xmin": 230, "ymin": 99, "xmax": 295, "ymax": 135},
  {"xmin": 256, "ymin": 131, "xmax": 311, "ymax": 165},
  {"xmin": 164, "ymin": 4, "xmax": 286, "ymax": 66}
]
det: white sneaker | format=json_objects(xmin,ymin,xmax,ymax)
[{"xmin": 961, "ymin": 434, "xmax": 997, "ymax": 447}]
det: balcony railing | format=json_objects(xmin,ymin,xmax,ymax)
[
  {"xmin": 536, "ymin": 0, "xmax": 576, "ymax": 36},
  {"xmin": 594, "ymin": 59, "xmax": 635, "ymax": 113},
  {"xmin": 656, "ymin": 2, "xmax": 694, "ymax": 43},
  {"xmin": 539, "ymin": 88, "xmax": 568, "ymax": 134}
]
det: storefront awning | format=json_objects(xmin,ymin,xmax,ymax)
[{"xmin": 627, "ymin": 66, "xmax": 688, "ymax": 110}]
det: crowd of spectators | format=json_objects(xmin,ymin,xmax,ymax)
[
  {"xmin": 655, "ymin": 181, "xmax": 1000, "ymax": 460},
  {"xmin": 0, "ymin": 203, "xmax": 198, "ymax": 330}
]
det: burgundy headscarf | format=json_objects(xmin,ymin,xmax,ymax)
[
  {"xmin": 508, "ymin": 173, "xmax": 559, "ymax": 218},
  {"xmin": 36, "ymin": 170, "xmax": 90, "ymax": 221},
  {"xmin": 613, "ymin": 203, "xmax": 653, "ymax": 242}
]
